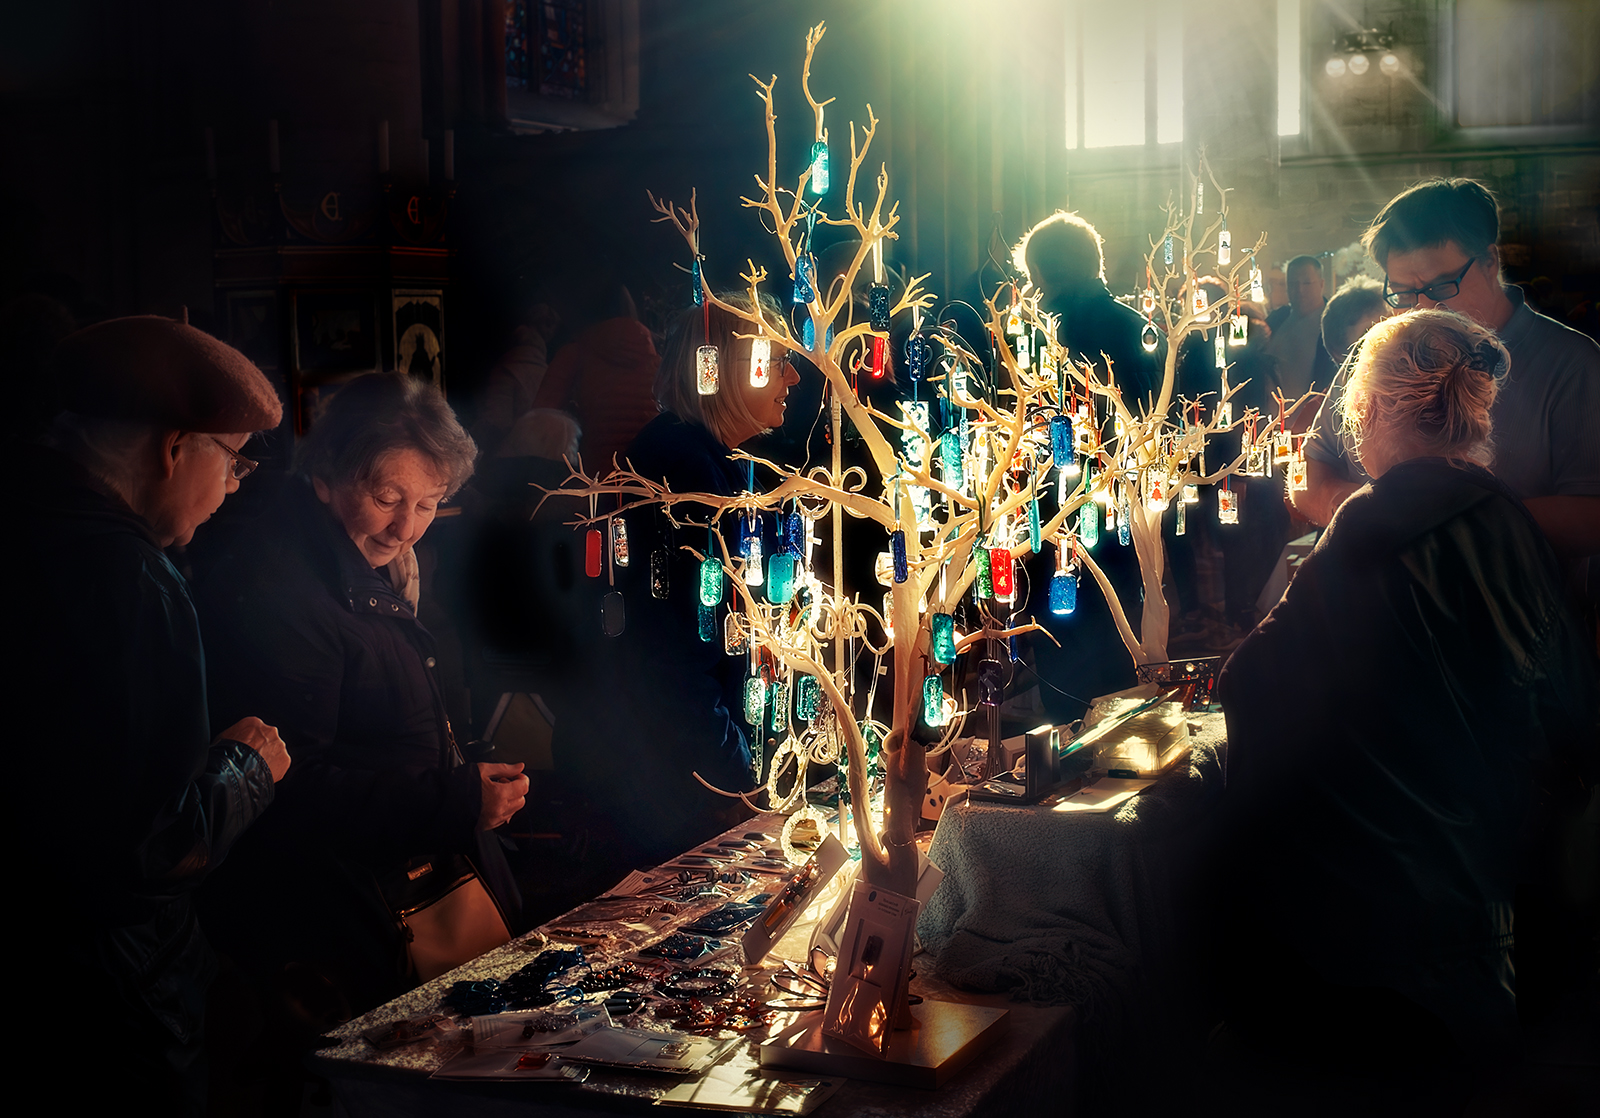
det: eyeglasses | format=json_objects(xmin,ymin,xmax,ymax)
[
  {"xmin": 206, "ymin": 435, "xmax": 259, "ymax": 480},
  {"xmin": 1383, "ymin": 257, "xmax": 1476, "ymax": 309}
]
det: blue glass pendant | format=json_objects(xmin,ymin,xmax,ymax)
[
  {"xmin": 890, "ymin": 529, "xmax": 908, "ymax": 583},
  {"xmin": 1050, "ymin": 570, "xmax": 1078, "ymax": 615},
  {"xmin": 1049, "ymin": 414, "xmax": 1072, "ymax": 466},
  {"xmin": 905, "ymin": 334, "xmax": 930, "ymax": 382},
  {"xmin": 784, "ymin": 510, "xmax": 804, "ymax": 557},
  {"xmin": 869, "ymin": 283, "xmax": 890, "ymax": 331},
  {"xmin": 793, "ymin": 255, "xmax": 815, "ymax": 304}
]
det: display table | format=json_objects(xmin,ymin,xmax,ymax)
[
  {"xmin": 311, "ymin": 813, "xmax": 1079, "ymax": 1117},
  {"xmin": 918, "ymin": 714, "xmax": 1226, "ymax": 1056}
]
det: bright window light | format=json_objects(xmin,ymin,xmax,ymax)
[
  {"xmin": 1065, "ymin": 1, "xmax": 1184, "ymax": 150},
  {"xmin": 1277, "ymin": 0, "xmax": 1302, "ymax": 135}
]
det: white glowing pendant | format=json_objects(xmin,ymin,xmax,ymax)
[
  {"xmin": 750, "ymin": 336, "xmax": 772, "ymax": 388},
  {"xmin": 696, "ymin": 345, "xmax": 719, "ymax": 395},
  {"xmin": 1192, "ymin": 287, "xmax": 1210, "ymax": 322},
  {"xmin": 1141, "ymin": 322, "xmax": 1160, "ymax": 352},
  {"xmin": 1218, "ymin": 227, "xmax": 1231, "ymax": 266},
  {"xmin": 1229, "ymin": 313, "xmax": 1249, "ymax": 346},
  {"xmin": 1218, "ymin": 487, "xmax": 1239, "ymax": 524},
  {"xmin": 1249, "ymin": 265, "xmax": 1266, "ymax": 304},
  {"xmin": 1289, "ymin": 450, "xmax": 1308, "ymax": 492},
  {"xmin": 1213, "ymin": 329, "xmax": 1227, "ymax": 369}
]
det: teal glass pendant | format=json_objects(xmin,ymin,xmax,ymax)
[
  {"xmin": 1029, "ymin": 496, "xmax": 1042, "ymax": 553},
  {"xmin": 1080, "ymin": 502, "xmax": 1099, "ymax": 548},
  {"xmin": 974, "ymin": 546, "xmax": 993, "ymax": 599},
  {"xmin": 1050, "ymin": 414, "xmax": 1072, "ymax": 465},
  {"xmin": 802, "ymin": 316, "xmax": 815, "ymax": 349},
  {"xmin": 931, "ymin": 612, "xmax": 957, "ymax": 665},
  {"xmin": 744, "ymin": 673, "xmax": 767, "ymax": 727},
  {"xmin": 697, "ymin": 602, "xmax": 716, "ymax": 642},
  {"xmin": 691, "ymin": 258, "xmax": 704, "ymax": 306},
  {"xmin": 769, "ymin": 679, "xmax": 789, "ymax": 732},
  {"xmin": 1049, "ymin": 570, "xmax": 1078, "ymax": 615},
  {"xmin": 796, "ymin": 674, "xmax": 821, "ymax": 720},
  {"xmin": 699, "ymin": 555, "xmax": 723, "ymax": 606},
  {"xmin": 809, "ymin": 140, "xmax": 829, "ymax": 194},
  {"xmin": 923, "ymin": 675, "xmax": 947, "ymax": 727},
  {"xmin": 793, "ymin": 255, "xmax": 816, "ymax": 304},
  {"xmin": 767, "ymin": 553, "xmax": 796, "ymax": 603},
  {"xmin": 941, "ymin": 432, "xmax": 964, "ymax": 488}
]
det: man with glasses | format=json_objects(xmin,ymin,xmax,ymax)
[
  {"xmin": 1295, "ymin": 178, "xmax": 1600, "ymax": 561},
  {"xmin": 12, "ymin": 315, "xmax": 291, "ymax": 1114}
]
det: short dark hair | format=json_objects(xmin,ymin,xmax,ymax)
[
  {"xmin": 1014, "ymin": 212, "xmax": 1105, "ymax": 294},
  {"xmin": 297, "ymin": 373, "xmax": 477, "ymax": 496},
  {"xmin": 1286, "ymin": 255, "xmax": 1323, "ymax": 278},
  {"xmin": 1321, "ymin": 277, "xmax": 1388, "ymax": 356},
  {"xmin": 1363, "ymin": 178, "xmax": 1499, "ymax": 267}
]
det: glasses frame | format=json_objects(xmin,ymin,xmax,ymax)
[
  {"xmin": 206, "ymin": 435, "xmax": 259, "ymax": 480},
  {"xmin": 1383, "ymin": 256, "xmax": 1477, "ymax": 309}
]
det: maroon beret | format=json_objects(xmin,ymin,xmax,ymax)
[{"xmin": 51, "ymin": 315, "xmax": 283, "ymax": 432}]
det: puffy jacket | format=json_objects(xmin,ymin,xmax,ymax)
[
  {"xmin": 195, "ymin": 478, "xmax": 483, "ymax": 1009},
  {"xmin": 11, "ymin": 448, "xmax": 276, "ymax": 1045}
]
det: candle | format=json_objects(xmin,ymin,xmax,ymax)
[
  {"xmin": 268, "ymin": 120, "xmax": 280, "ymax": 174},
  {"xmin": 443, "ymin": 129, "xmax": 454, "ymax": 180},
  {"xmin": 378, "ymin": 120, "xmax": 390, "ymax": 174}
]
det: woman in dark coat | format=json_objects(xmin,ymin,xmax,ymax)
[
  {"xmin": 1213, "ymin": 311, "xmax": 1598, "ymax": 1073},
  {"xmin": 550, "ymin": 295, "xmax": 801, "ymax": 866},
  {"xmin": 197, "ymin": 374, "xmax": 527, "ymax": 1019}
]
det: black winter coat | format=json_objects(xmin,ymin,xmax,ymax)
[
  {"xmin": 11, "ymin": 449, "xmax": 276, "ymax": 1050},
  {"xmin": 195, "ymin": 479, "xmax": 483, "ymax": 1010}
]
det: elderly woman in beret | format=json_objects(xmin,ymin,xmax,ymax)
[
  {"xmin": 196, "ymin": 373, "xmax": 527, "ymax": 1021},
  {"xmin": 14, "ymin": 316, "xmax": 290, "ymax": 1113},
  {"xmin": 1211, "ymin": 310, "xmax": 1598, "ymax": 1078}
]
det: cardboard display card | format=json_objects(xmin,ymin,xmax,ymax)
[{"xmin": 820, "ymin": 880, "xmax": 919, "ymax": 1057}]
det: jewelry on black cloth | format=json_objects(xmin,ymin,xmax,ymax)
[{"xmin": 655, "ymin": 967, "xmax": 739, "ymax": 1002}]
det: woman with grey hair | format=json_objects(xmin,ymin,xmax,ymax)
[
  {"xmin": 196, "ymin": 373, "xmax": 528, "ymax": 1027},
  {"xmin": 1211, "ymin": 309, "xmax": 1598, "ymax": 1088}
]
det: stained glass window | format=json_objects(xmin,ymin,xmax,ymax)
[
  {"xmin": 505, "ymin": 1, "xmax": 532, "ymax": 90},
  {"xmin": 537, "ymin": 0, "xmax": 587, "ymax": 100}
]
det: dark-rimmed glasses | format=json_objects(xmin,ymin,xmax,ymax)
[
  {"xmin": 206, "ymin": 435, "xmax": 259, "ymax": 480},
  {"xmin": 1383, "ymin": 257, "xmax": 1476, "ymax": 309}
]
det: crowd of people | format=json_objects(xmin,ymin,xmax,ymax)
[{"xmin": 7, "ymin": 175, "xmax": 1596, "ymax": 1114}]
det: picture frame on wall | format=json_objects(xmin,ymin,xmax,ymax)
[
  {"xmin": 393, "ymin": 289, "xmax": 445, "ymax": 387},
  {"xmin": 292, "ymin": 289, "xmax": 380, "ymax": 376},
  {"xmin": 224, "ymin": 289, "xmax": 279, "ymax": 371}
]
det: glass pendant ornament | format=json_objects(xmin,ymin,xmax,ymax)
[
  {"xmin": 989, "ymin": 547, "xmax": 1015, "ymax": 599},
  {"xmin": 784, "ymin": 509, "xmax": 803, "ymax": 557},
  {"xmin": 1050, "ymin": 566, "xmax": 1078, "ymax": 615},
  {"xmin": 941, "ymin": 431, "xmax": 964, "ymax": 488},
  {"xmin": 749, "ymin": 336, "xmax": 772, "ymax": 387},
  {"xmin": 905, "ymin": 333, "xmax": 930, "ymax": 382},
  {"xmin": 650, "ymin": 548, "xmax": 670, "ymax": 599},
  {"xmin": 611, "ymin": 517, "xmax": 630, "ymax": 567},
  {"xmin": 1229, "ymin": 313, "xmax": 1249, "ymax": 346},
  {"xmin": 1080, "ymin": 501, "xmax": 1099, "ymax": 548},
  {"xmin": 1176, "ymin": 494, "xmax": 1187, "ymax": 536},
  {"xmin": 890, "ymin": 529, "xmax": 908, "ymax": 583},
  {"xmin": 1196, "ymin": 180, "xmax": 1204, "ymax": 214},
  {"xmin": 691, "ymin": 258, "xmax": 705, "ymax": 306},
  {"xmin": 1218, "ymin": 486, "xmax": 1239, "ymax": 524},
  {"xmin": 1289, "ymin": 451, "xmax": 1309, "ymax": 492},
  {"xmin": 698, "ymin": 601, "xmax": 716, "ymax": 641},
  {"xmin": 869, "ymin": 283, "xmax": 890, "ymax": 331},
  {"xmin": 874, "ymin": 551, "xmax": 895, "ymax": 587},
  {"xmin": 1164, "ymin": 234, "xmax": 1174, "ymax": 266},
  {"xmin": 870, "ymin": 334, "xmax": 886, "ymax": 378},
  {"xmin": 809, "ymin": 139, "xmax": 830, "ymax": 194},
  {"xmin": 699, "ymin": 555, "xmax": 723, "ymax": 606},
  {"xmin": 696, "ymin": 345, "xmax": 720, "ymax": 395},
  {"xmin": 801, "ymin": 316, "xmax": 815, "ymax": 349},
  {"xmin": 1015, "ymin": 331, "xmax": 1032, "ymax": 370},
  {"xmin": 744, "ymin": 672, "xmax": 768, "ymax": 726},
  {"xmin": 1141, "ymin": 287, "xmax": 1156, "ymax": 315},
  {"xmin": 1141, "ymin": 321, "xmax": 1160, "ymax": 352},
  {"xmin": 923, "ymin": 675, "xmax": 947, "ymax": 727},
  {"xmin": 793, "ymin": 255, "xmax": 815, "ymax": 304},
  {"xmin": 584, "ymin": 528, "xmax": 603, "ymax": 577},
  {"xmin": 1243, "ymin": 443, "xmax": 1266, "ymax": 476},
  {"xmin": 1192, "ymin": 286, "xmax": 1211, "ymax": 321},
  {"xmin": 1075, "ymin": 407, "xmax": 1097, "ymax": 456},
  {"xmin": 974, "ymin": 546, "xmax": 993, "ymax": 599},
  {"xmin": 1271, "ymin": 430, "xmax": 1292, "ymax": 466},
  {"xmin": 796, "ymin": 674, "xmax": 821, "ymax": 720},
  {"xmin": 768, "ymin": 553, "xmax": 796, "ymax": 603},
  {"xmin": 740, "ymin": 519, "xmax": 764, "ymax": 586},
  {"xmin": 1183, "ymin": 483, "xmax": 1200, "ymax": 504},
  {"xmin": 1005, "ymin": 307, "xmax": 1023, "ymax": 335},
  {"xmin": 950, "ymin": 360, "xmax": 969, "ymax": 402},
  {"xmin": 1249, "ymin": 264, "xmax": 1266, "ymax": 303},
  {"xmin": 1214, "ymin": 328, "xmax": 1227, "ymax": 368},
  {"xmin": 1147, "ymin": 475, "xmax": 1169, "ymax": 512},
  {"xmin": 931, "ymin": 612, "xmax": 957, "ymax": 665},
  {"xmin": 1029, "ymin": 495, "xmax": 1042, "ymax": 552},
  {"xmin": 770, "ymin": 678, "xmax": 790, "ymax": 732},
  {"xmin": 724, "ymin": 610, "xmax": 748, "ymax": 656},
  {"xmin": 1218, "ymin": 226, "xmax": 1231, "ymax": 266},
  {"xmin": 1118, "ymin": 495, "xmax": 1132, "ymax": 546}
]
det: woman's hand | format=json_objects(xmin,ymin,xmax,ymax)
[
  {"xmin": 219, "ymin": 716, "xmax": 292, "ymax": 783},
  {"xmin": 477, "ymin": 762, "xmax": 529, "ymax": 830}
]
